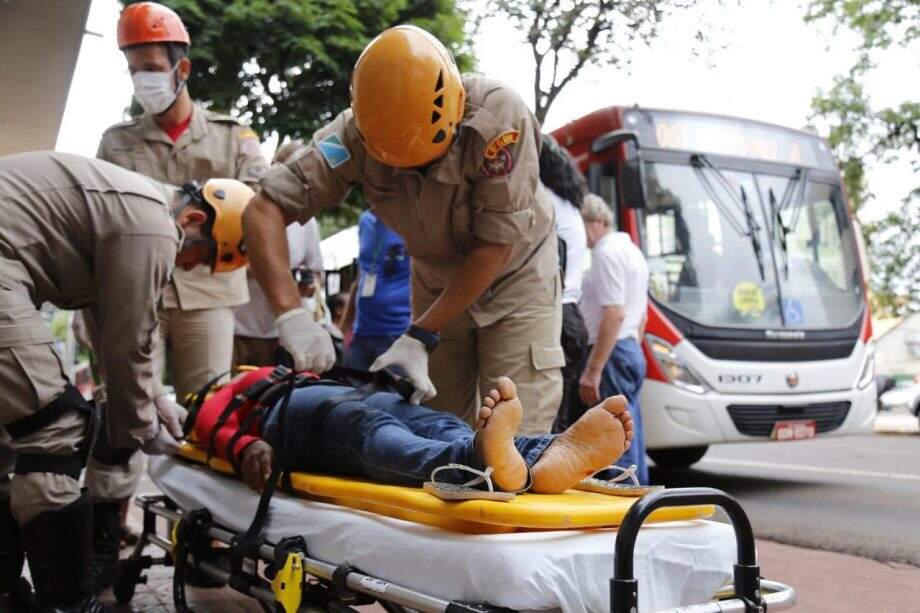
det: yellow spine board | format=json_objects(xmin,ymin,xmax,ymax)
[{"xmin": 176, "ymin": 444, "xmax": 712, "ymax": 533}]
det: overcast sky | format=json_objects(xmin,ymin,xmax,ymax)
[{"xmin": 56, "ymin": 0, "xmax": 916, "ymax": 222}]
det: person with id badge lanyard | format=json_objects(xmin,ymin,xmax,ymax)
[{"xmin": 342, "ymin": 211, "xmax": 411, "ymax": 370}]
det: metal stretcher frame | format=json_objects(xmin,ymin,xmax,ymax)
[{"xmin": 112, "ymin": 487, "xmax": 795, "ymax": 612}]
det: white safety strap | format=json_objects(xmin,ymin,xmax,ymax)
[{"xmin": 429, "ymin": 463, "xmax": 497, "ymax": 492}]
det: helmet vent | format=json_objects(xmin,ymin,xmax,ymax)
[
  {"xmin": 435, "ymin": 70, "xmax": 444, "ymax": 92},
  {"xmin": 431, "ymin": 110, "xmax": 441, "ymax": 124},
  {"xmin": 432, "ymin": 129, "xmax": 446, "ymax": 144},
  {"xmin": 433, "ymin": 94, "xmax": 444, "ymax": 109}
]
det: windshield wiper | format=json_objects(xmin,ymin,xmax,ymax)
[
  {"xmin": 690, "ymin": 155, "xmax": 749, "ymax": 234},
  {"xmin": 768, "ymin": 187, "xmax": 789, "ymax": 279},
  {"xmin": 783, "ymin": 168, "xmax": 808, "ymax": 234},
  {"xmin": 691, "ymin": 154, "xmax": 765, "ymax": 280},
  {"xmin": 739, "ymin": 185, "xmax": 766, "ymax": 280}
]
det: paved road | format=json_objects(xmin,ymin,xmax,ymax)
[{"xmin": 651, "ymin": 409, "xmax": 920, "ymax": 566}]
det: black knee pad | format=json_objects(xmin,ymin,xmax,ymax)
[{"xmin": 6, "ymin": 384, "xmax": 99, "ymax": 479}]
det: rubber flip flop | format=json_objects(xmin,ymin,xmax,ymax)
[
  {"xmin": 423, "ymin": 464, "xmax": 516, "ymax": 501},
  {"xmin": 573, "ymin": 464, "xmax": 664, "ymax": 498}
]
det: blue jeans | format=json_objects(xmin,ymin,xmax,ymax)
[
  {"xmin": 598, "ymin": 338, "xmax": 648, "ymax": 484},
  {"xmin": 261, "ymin": 386, "xmax": 555, "ymax": 489},
  {"xmin": 344, "ymin": 334, "xmax": 401, "ymax": 371}
]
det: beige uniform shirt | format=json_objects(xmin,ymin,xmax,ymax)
[
  {"xmin": 97, "ymin": 103, "xmax": 269, "ymax": 310},
  {"xmin": 0, "ymin": 152, "xmax": 179, "ymax": 448},
  {"xmin": 260, "ymin": 74, "xmax": 557, "ymax": 327}
]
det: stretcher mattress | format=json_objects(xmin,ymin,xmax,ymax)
[
  {"xmin": 150, "ymin": 456, "xmax": 736, "ymax": 612},
  {"xmin": 175, "ymin": 443, "xmax": 714, "ymax": 533}
]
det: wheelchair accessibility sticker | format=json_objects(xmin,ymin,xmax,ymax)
[
  {"xmin": 782, "ymin": 298, "xmax": 804, "ymax": 325},
  {"xmin": 318, "ymin": 134, "xmax": 351, "ymax": 169}
]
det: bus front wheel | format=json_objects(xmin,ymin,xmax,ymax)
[{"xmin": 648, "ymin": 445, "xmax": 709, "ymax": 469}]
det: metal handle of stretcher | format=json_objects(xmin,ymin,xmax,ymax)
[{"xmin": 611, "ymin": 487, "xmax": 796, "ymax": 613}]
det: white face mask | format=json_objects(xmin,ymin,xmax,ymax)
[{"xmin": 131, "ymin": 62, "xmax": 184, "ymax": 115}]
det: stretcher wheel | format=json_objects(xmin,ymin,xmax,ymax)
[{"xmin": 113, "ymin": 562, "xmax": 143, "ymax": 605}]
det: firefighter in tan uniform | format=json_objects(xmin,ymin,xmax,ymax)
[
  {"xmin": 245, "ymin": 26, "xmax": 564, "ymax": 435},
  {"xmin": 0, "ymin": 151, "xmax": 253, "ymax": 612},
  {"xmin": 83, "ymin": 2, "xmax": 268, "ymax": 589}
]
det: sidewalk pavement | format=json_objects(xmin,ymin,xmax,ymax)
[{"xmin": 758, "ymin": 539, "xmax": 920, "ymax": 612}]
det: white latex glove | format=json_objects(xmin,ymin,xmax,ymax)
[
  {"xmin": 141, "ymin": 424, "xmax": 181, "ymax": 455},
  {"xmin": 154, "ymin": 394, "xmax": 188, "ymax": 439},
  {"xmin": 369, "ymin": 335, "xmax": 436, "ymax": 404},
  {"xmin": 276, "ymin": 307, "xmax": 336, "ymax": 373}
]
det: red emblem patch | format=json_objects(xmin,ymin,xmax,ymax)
[{"xmin": 479, "ymin": 148, "xmax": 514, "ymax": 178}]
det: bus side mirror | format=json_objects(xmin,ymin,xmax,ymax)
[{"xmin": 591, "ymin": 130, "xmax": 647, "ymax": 209}]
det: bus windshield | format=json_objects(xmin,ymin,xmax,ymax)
[{"xmin": 640, "ymin": 161, "xmax": 863, "ymax": 330}]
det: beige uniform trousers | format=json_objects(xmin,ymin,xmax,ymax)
[
  {"xmin": 83, "ymin": 305, "xmax": 235, "ymax": 502},
  {"xmin": 424, "ymin": 277, "xmax": 564, "ymax": 435},
  {"xmin": 0, "ymin": 342, "xmax": 86, "ymax": 524}
]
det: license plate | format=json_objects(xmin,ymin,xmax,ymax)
[{"xmin": 771, "ymin": 419, "xmax": 816, "ymax": 441}]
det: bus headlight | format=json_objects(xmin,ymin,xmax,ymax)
[
  {"xmin": 647, "ymin": 334, "xmax": 708, "ymax": 395},
  {"xmin": 856, "ymin": 341, "xmax": 876, "ymax": 390}
]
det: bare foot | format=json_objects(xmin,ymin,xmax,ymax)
[
  {"xmin": 474, "ymin": 377, "xmax": 528, "ymax": 492},
  {"xmin": 530, "ymin": 396, "xmax": 631, "ymax": 494}
]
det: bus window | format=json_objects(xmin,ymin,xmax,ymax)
[{"xmin": 590, "ymin": 162, "xmax": 619, "ymax": 230}]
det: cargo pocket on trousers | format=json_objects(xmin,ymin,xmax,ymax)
[{"xmin": 530, "ymin": 343, "xmax": 566, "ymax": 373}]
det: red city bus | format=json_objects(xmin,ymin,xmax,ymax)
[{"xmin": 553, "ymin": 106, "xmax": 876, "ymax": 467}]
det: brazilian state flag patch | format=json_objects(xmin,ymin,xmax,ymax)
[{"xmin": 318, "ymin": 134, "xmax": 351, "ymax": 169}]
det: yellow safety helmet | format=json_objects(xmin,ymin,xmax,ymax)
[
  {"xmin": 201, "ymin": 179, "xmax": 253, "ymax": 273},
  {"xmin": 177, "ymin": 179, "xmax": 254, "ymax": 273},
  {"xmin": 351, "ymin": 25, "xmax": 466, "ymax": 168}
]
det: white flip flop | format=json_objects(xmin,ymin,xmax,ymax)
[
  {"xmin": 573, "ymin": 464, "xmax": 664, "ymax": 497},
  {"xmin": 423, "ymin": 463, "xmax": 516, "ymax": 501}
]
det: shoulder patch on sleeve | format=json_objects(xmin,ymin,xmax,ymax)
[
  {"xmin": 483, "ymin": 130, "xmax": 520, "ymax": 159},
  {"xmin": 479, "ymin": 148, "xmax": 514, "ymax": 178},
  {"xmin": 238, "ymin": 128, "xmax": 262, "ymax": 157},
  {"xmin": 317, "ymin": 134, "xmax": 351, "ymax": 169}
]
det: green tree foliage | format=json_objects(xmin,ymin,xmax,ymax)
[
  {"xmin": 127, "ymin": 0, "xmax": 473, "ymax": 235},
  {"xmin": 483, "ymin": 0, "xmax": 698, "ymax": 124},
  {"xmin": 806, "ymin": 0, "xmax": 919, "ymax": 316}
]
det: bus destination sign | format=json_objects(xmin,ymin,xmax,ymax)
[{"xmin": 625, "ymin": 109, "xmax": 837, "ymax": 170}]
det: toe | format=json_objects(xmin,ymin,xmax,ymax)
[
  {"xmin": 479, "ymin": 405, "xmax": 493, "ymax": 421},
  {"xmin": 600, "ymin": 395, "xmax": 628, "ymax": 415},
  {"xmin": 483, "ymin": 396, "xmax": 496, "ymax": 408},
  {"xmin": 495, "ymin": 376, "xmax": 517, "ymax": 401}
]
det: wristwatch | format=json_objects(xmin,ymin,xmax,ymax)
[{"xmin": 407, "ymin": 324, "xmax": 441, "ymax": 352}]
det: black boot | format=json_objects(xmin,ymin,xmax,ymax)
[
  {"xmin": 89, "ymin": 501, "xmax": 121, "ymax": 595},
  {"xmin": 20, "ymin": 493, "xmax": 110, "ymax": 612},
  {"xmin": 0, "ymin": 496, "xmax": 33, "ymax": 611}
]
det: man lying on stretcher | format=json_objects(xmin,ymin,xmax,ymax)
[{"xmin": 194, "ymin": 366, "xmax": 634, "ymax": 496}]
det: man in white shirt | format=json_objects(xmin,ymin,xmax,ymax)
[
  {"xmin": 578, "ymin": 194, "xmax": 650, "ymax": 483},
  {"xmin": 539, "ymin": 135, "xmax": 589, "ymax": 431},
  {"xmin": 233, "ymin": 219, "xmax": 327, "ymax": 366}
]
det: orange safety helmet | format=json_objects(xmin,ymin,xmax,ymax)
[
  {"xmin": 117, "ymin": 2, "xmax": 190, "ymax": 50},
  {"xmin": 199, "ymin": 179, "xmax": 254, "ymax": 273},
  {"xmin": 351, "ymin": 25, "xmax": 466, "ymax": 168}
]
